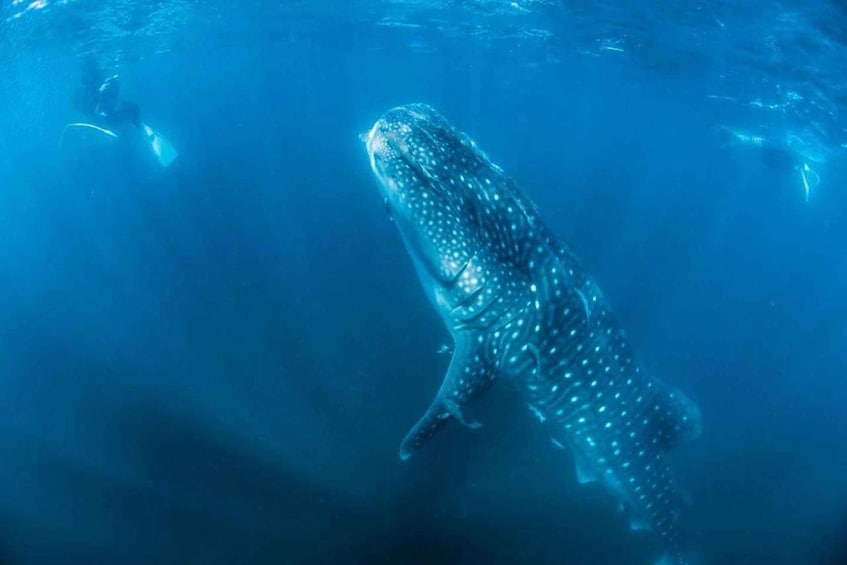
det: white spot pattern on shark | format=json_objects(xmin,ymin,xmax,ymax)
[{"xmin": 364, "ymin": 104, "xmax": 701, "ymax": 565}]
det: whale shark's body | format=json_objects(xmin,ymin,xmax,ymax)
[{"xmin": 363, "ymin": 104, "xmax": 701, "ymax": 564}]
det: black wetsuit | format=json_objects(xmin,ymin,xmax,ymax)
[
  {"xmin": 74, "ymin": 73, "xmax": 141, "ymax": 131},
  {"xmin": 760, "ymin": 140, "xmax": 796, "ymax": 173}
]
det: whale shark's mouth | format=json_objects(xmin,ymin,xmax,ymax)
[
  {"xmin": 360, "ymin": 120, "xmax": 380, "ymax": 155},
  {"xmin": 361, "ymin": 121, "xmax": 383, "ymax": 177}
]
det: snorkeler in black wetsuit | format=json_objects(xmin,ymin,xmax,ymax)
[
  {"xmin": 73, "ymin": 59, "xmax": 142, "ymax": 132},
  {"xmin": 66, "ymin": 57, "xmax": 178, "ymax": 168}
]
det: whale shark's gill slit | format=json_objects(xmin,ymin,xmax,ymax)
[
  {"xmin": 575, "ymin": 288, "xmax": 592, "ymax": 320},
  {"xmin": 452, "ymin": 299, "xmax": 530, "ymax": 333},
  {"xmin": 523, "ymin": 343, "xmax": 543, "ymax": 384},
  {"xmin": 450, "ymin": 282, "xmax": 488, "ymax": 311},
  {"xmin": 446, "ymin": 252, "xmax": 478, "ymax": 287}
]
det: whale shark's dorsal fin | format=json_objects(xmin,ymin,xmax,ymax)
[
  {"xmin": 399, "ymin": 331, "xmax": 495, "ymax": 460},
  {"xmin": 646, "ymin": 378, "xmax": 703, "ymax": 451}
]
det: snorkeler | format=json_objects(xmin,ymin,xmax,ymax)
[
  {"xmin": 65, "ymin": 57, "xmax": 178, "ymax": 168},
  {"xmin": 74, "ymin": 69, "xmax": 143, "ymax": 132},
  {"xmin": 716, "ymin": 126, "xmax": 820, "ymax": 202}
]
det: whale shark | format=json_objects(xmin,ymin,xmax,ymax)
[{"xmin": 362, "ymin": 103, "xmax": 701, "ymax": 564}]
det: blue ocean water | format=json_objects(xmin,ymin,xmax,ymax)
[{"xmin": 0, "ymin": 1, "xmax": 846, "ymax": 563}]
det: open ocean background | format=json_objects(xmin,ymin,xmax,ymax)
[{"xmin": 1, "ymin": 1, "xmax": 846, "ymax": 563}]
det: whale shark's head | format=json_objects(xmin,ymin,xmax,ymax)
[{"xmin": 363, "ymin": 103, "xmax": 514, "ymax": 286}]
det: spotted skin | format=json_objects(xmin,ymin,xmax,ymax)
[{"xmin": 364, "ymin": 104, "xmax": 701, "ymax": 564}]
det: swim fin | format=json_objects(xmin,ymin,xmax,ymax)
[
  {"xmin": 142, "ymin": 123, "xmax": 178, "ymax": 168},
  {"xmin": 60, "ymin": 122, "xmax": 119, "ymax": 147}
]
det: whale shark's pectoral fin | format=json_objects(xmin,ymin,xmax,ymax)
[
  {"xmin": 574, "ymin": 451, "xmax": 601, "ymax": 485},
  {"xmin": 443, "ymin": 398, "xmax": 482, "ymax": 429},
  {"xmin": 630, "ymin": 515, "xmax": 652, "ymax": 532},
  {"xmin": 399, "ymin": 332, "xmax": 495, "ymax": 460}
]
